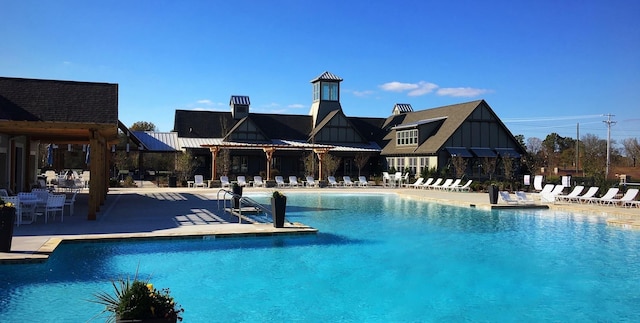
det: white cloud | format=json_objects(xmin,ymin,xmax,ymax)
[
  {"xmin": 408, "ymin": 82, "xmax": 438, "ymax": 96},
  {"xmin": 196, "ymin": 99, "xmax": 213, "ymax": 105},
  {"xmin": 436, "ymin": 87, "xmax": 489, "ymax": 97},
  {"xmin": 288, "ymin": 103, "xmax": 305, "ymax": 109},
  {"xmin": 379, "ymin": 81, "xmax": 419, "ymax": 92},
  {"xmin": 352, "ymin": 90, "xmax": 374, "ymax": 97}
]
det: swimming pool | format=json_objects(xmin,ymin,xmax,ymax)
[{"xmin": 1, "ymin": 193, "xmax": 639, "ymax": 322}]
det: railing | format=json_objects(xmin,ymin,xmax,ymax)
[{"xmin": 216, "ymin": 189, "xmax": 273, "ymax": 224}]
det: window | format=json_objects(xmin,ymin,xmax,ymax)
[
  {"xmin": 232, "ymin": 156, "xmax": 248, "ymax": 173},
  {"xmin": 313, "ymin": 83, "xmax": 320, "ymax": 101},
  {"xmin": 408, "ymin": 157, "xmax": 417, "ymax": 175},
  {"xmin": 396, "ymin": 129, "xmax": 418, "ymax": 146},
  {"xmin": 321, "ymin": 82, "xmax": 338, "ymax": 101}
]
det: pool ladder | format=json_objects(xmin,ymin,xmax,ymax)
[{"xmin": 216, "ymin": 189, "xmax": 275, "ymax": 224}]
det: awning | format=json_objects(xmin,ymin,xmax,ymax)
[
  {"xmin": 445, "ymin": 147, "xmax": 473, "ymax": 158},
  {"xmin": 471, "ymin": 147, "xmax": 496, "ymax": 158},
  {"xmin": 495, "ymin": 148, "xmax": 521, "ymax": 158}
]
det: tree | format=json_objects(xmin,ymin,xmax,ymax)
[
  {"xmin": 514, "ymin": 134, "xmax": 526, "ymax": 148},
  {"xmin": 130, "ymin": 121, "xmax": 157, "ymax": 131},
  {"xmin": 217, "ymin": 149, "xmax": 231, "ymax": 177},
  {"xmin": 482, "ymin": 157, "xmax": 497, "ymax": 180},
  {"xmin": 354, "ymin": 153, "xmax": 370, "ymax": 177},
  {"xmin": 301, "ymin": 152, "xmax": 317, "ymax": 177},
  {"xmin": 581, "ymin": 133, "xmax": 607, "ymax": 181},
  {"xmin": 526, "ymin": 137, "xmax": 543, "ymax": 155},
  {"xmin": 175, "ymin": 151, "xmax": 198, "ymax": 182},
  {"xmin": 451, "ymin": 156, "xmax": 468, "ymax": 178},
  {"xmin": 322, "ymin": 154, "xmax": 341, "ymax": 177},
  {"xmin": 622, "ymin": 138, "xmax": 640, "ymax": 167}
]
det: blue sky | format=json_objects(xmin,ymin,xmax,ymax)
[{"xmin": 3, "ymin": 0, "xmax": 639, "ymax": 144}]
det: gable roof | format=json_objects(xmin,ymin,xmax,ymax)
[{"xmin": 310, "ymin": 71, "xmax": 343, "ymax": 82}]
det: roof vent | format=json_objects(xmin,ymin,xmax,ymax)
[
  {"xmin": 230, "ymin": 95, "xmax": 250, "ymax": 120},
  {"xmin": 392, "ymin": 103, "xmax": 413, "ymax": 115}
]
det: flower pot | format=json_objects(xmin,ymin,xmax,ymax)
[
  {"xmin": 271, "ymin": 196, "xmax": 286, "ymax": 228},
  {"xmin": 0, "ymin": 207, "xmax": 16, "ymax": 252},
  {"xmin": 488, "ymin": 185, "xmax": 499, "ymax": 204},
  {"xmin": 232, "ymin": 185, "xmax": 243, "ymax": 209}
]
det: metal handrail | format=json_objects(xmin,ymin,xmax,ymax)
[{"xmin": 216, "ymin": 189, "xmax": 273, "ymax": 223}]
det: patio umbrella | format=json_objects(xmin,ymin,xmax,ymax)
[
  {"xmin": 47, "ymin": 144, "xmax": 53, "ymax": 166},
  {"xmin": 85, "ymin": 144, "xmax": 90, "ymax": 164}
]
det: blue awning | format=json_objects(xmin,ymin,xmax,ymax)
[
  {"xmin": 471, "ymin": 147, "xmax": 496, "ymax": 158},
  {"xmin": 495, "ymin": 148, "xmax": 521, "ymax": 158},
  {"xmin": 445, "ymin": 147, "xmax": 473, "ymax": 158}
]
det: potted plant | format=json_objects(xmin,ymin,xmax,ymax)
[
  {"xmin": 488, "ymin": 183, "xmax": 499, "ymax": 204},
  {"xmin": 232, "ymin": 182, "xmax": 243, "ymax": 209},
  {"xmin": 0, "ymin": 197, "xmax": 16, "ymax": 252},
  {"xmin": 91, "ymin": 273, "xmax": 184, "ymax": 323},
  {"xmin": 271, "ymin": 191, "xmax": 286, "ymax": 228}
]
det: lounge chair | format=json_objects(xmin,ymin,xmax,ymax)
[
  {"xmin": 515, "ymin": 191, "xmax": 535, "ymax": 204},
  {"xmin": 236, "ymin": 176, "xmax": 247, "ymax": 187},
  {"xmin": 343, "ymin": 176, "xmax": 355, "ymax": 187},
  {"xmin": 289, "ymin": 176, "xmax": 300, "ymax": 188},
  {"xmin": 581, "ymin": 188, "xmax": 619, "ymax": 204},
  {"xmin": 327, "ymin": 176, "xmax": 339, "ymax": 187},
  {"xmin": 419, "ymin": 178, "xmax": 434, "ymax": 189},
  {"xmin": 424, "ymin": 178, "xmax": 443, "ymax": 190},
  {"xmin": 357, "ymin": 176, "xmax": 368, "ymax": 187},
  {"xmin": 434, "ymin": 179, "xmax": 453, "ymax": 190},
  {"xmin": 193, "ymin": 175, "xmax": 207, "ymax": 188},
  {"xmin": 555, "ymin": 186, "xmax": 584, "ymax": 203},
  {"xmin": 253, "ymin": 176, "xmax": 265, "ymax": 187},
  {"xmin": 533, "ymin": 175, "xmax": 544, "ymax": 191},
  {"xmin": 275, "ymin": 176, "xmax": 287, "ymax": 188},
  {"xmin": 407, "ymin": 177, "xmax": 423, "ymax": 188},
  {"xmin": 444, "ymin": 179, "xmax": 462, "ymax": 191},
  {"xmin": 305, "ymin": 176, "xmax": 318, "ymax": 187},
  {"xmin": 574, "ymin": 187, "xmax": 600, "ymax": 204},
  {"xmin": 602, "ymin": 188, "xmax": 638, "ymax": 207},
  {"xmin": 499, "ymin": 191, "xmax": 519, "ymax": 204},
  {"xmin": 541, "ymin": 185, "xmax": 565, "ymax": 202},
  {"xmin": 452, "ymin": 180, "xmax": 472, "ymax": 192},
  {"xmin": 220, "ymin": 176, "xmax": 231, "ymax": 188}
]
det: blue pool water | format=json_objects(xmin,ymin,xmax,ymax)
[{"xmin": 1, "ymin": 193, "xmax": 640, "ymax": 322}]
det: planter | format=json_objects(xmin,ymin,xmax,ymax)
[
  {"xmin": 232, "ymin": 185, "xmax": 243, "ymax": 209},
  {"xmin": 0, "ymin": 207, "xmax": 16, "ymax": 252},
  {"xmin": 488, "ymin": 185, "xmax": 499, "ymax": 204},
  {"xmin": 116, "ymin": 317, "xmax": 177, "ymax": 323},
  {"xmin": 271, "ymin": 196, "xmax": 287, "ymax": 228},
  {"xmin": 168, "ymin": 176, "xmax": 177, "ymax": 188}
]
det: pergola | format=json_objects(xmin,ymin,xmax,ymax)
[{"xmin": 200, "ymin": 141, "xmax": 334, "ymax": 181}]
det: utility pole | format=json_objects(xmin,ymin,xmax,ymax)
[
  {"xmin": 603, "ymin": 114, "xmax": 616, "ymax": 179},
  {"xmin": 576, "ymin": 123, "xmax": 579, "ymax": 173}
]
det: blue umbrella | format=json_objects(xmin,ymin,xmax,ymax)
[
  {"xmin": 85, "ymin": 144, "xmax": 90, "ymax": 164},
  {"xmin": 47, "ymin": 144, "xmax": 53, "ymax": 166}
]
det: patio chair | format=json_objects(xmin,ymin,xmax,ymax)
[
  {"xmin": 555, "ymin": 186, "xmax": 584, "ymax": 203},
  {"xmin": 44, "ymin": 194, "xmax": 66, "ymax": 223},
  {"xmin": 253, "ymin": 176, "xmax": 265, "ymax": 187},
  {"xmin": 515, "ymin": 191, "xmax": 535, "ymax": 204},
  {"xmin": 407, "ymin": 177, "xmax": 423, "ymax": 188},
  {"xmin": 289, "ymin": 176, "xmax": 300, "ymax": 188},
  {"xmin": 275, "ymin": 176, "xmax": 287, "ymax": 188},
  {"xmin": 533, "ymin": 175, "xmax": 544, "ymax": 191},
  {"xmin": 220, "ymin": 176, "xmax": 231, "ymax": 188},
  {"xmin": 499, "ymin": 191, "xmax": 519, "ymax": 205},
  {"xmin": 305, "ymin": 176, "xmax": 318, "ymax": 187},
  {"xmin": 424, "ymin": 178, "xmax": 442, "ymax": 190},
  {"xmin": 434, "ymin": 179, "xmax": 453, "ymax": 190},
  {"xmin": 382, "ymin": 172, "xmax": 392, "ymax": 187},
  {"xmin": 419, "ymin": 178, "xmax": 434, "ymax": 189},
  {"xmin": 343, "ymin": 176, "xmax": 355, "ymax": 187},
  {"xmin": 581, "ymin": 188, "xmax": 618, "ymax": 205},
  {"xmin": 357, "ymin": 176, "xmax": 369, "ymax": 187},
  {"xmin": 236, "ymin": 176, "xmax": 247, "ymax": 187},
  {"xmin": 602, "ymin": 188, "xmax": 638, "ymax": 207},
  {"xmin": 327, "ymin": 176, "xmax": 339, "ymax": 187},
  {"xmin": 193, "ymin": 175, "xmax": 207, "ymax": 188},
  {"xmin": 394, "ymin": 172, "xmax": 402, "ymax": 187},
  {"xmin": 0, "ymin": 189, "xmax": 8, "ymax": 197},
  {"xmin": 444, "ymin": 179, "xmax": 462, "ymax": 191},
  {"xmin": 541, "ymin": 185, "xmax": 565, "ymax": 202},
  {"xmin": 64, "ymin": 191, "xmax": 78, "ymax": 216},
  {"xmin": 452, "ymin": 180, "xmax": 473, "ymax": 192},
  {"xmin": 575, "ymin": 187, "xmax": 600, "ymax": 204}
]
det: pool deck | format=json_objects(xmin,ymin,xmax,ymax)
[{"xmin": 2, "ymin": 183, "xmax": 639, "ymax": 263}]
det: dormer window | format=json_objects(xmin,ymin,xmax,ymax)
[{"xmin": 397, "ymin": 129, "xmax": 418, "ymax": 146}]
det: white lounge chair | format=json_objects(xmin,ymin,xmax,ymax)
[
  {"xmin": 193, "ymin": 175, "xmax": 207, "ymax": 188},
  {"xmin": 452, "ymin": 180, "xmax": 473, "ymax": 192},
  {"xmin": 575, "ymin": 187, "xmax": 600, "ymax": 204},
  {"xmin": 220, "ymin": 176, "xmax": 231, "ymax": 188},
  {"xmin": 541, "ymin": 185, "xmax": 565, "ymax": 202},
  {"xmin": 407, "ymin": 177, "xmax": 423, "ymax": 188},
  {"xmin": 434, "ymin": 179, "xmax": 453, "ymax": 190},
  {"xmin": 327, "ymin": 176, "xmax": 339, "ymax": 187},
  {"xmin": 305, "ymin": 176, "xmax": 318, "ymax": 187},
  {"xmin": 533, "ymin": 175, "xmax": 544, "ymax": 191},
  {"xmin": 419, "ymin": 178, "xmax": 434, "ymax": 189},
  {"xmin": 499, "ymin": 191, "xmax": 519, "ymax": 204},
  {"xmin": 236, "ymin": 176, "xmax": 247, "ymax": 187},
  {"xmin": 357, "ymin": 176, "xmax": 368, "ymax": 187},
  {"xmin": 275, "ymin": 176, "xmax": 287, "ymax": 188},
  {"xmin": 581, "ymin": 188, "xmax": 619, "ymax": 205},
  {"xmin": 555, "ymin": 186, "xmax": 584, "ymax": 203},
  {"xmin": 444, "ymin": 179, "xmax": 462, "ymax": 191},
  {"xmin": 425, "ymin": 178, "xmax": 443, "ymax": 190},
  {"xmin": 253, "ymin": 176, "xmax": 265, "ymax": 187},
  {"xmin": 602, "ymin": 188, "xmax": 638, "ymax": 207},
  {"xmin": 515, "ymin": 191, "xmax": 535, "ymax": 204},
  {"xmin": 289, "ymin": 176, "xmax": 300, "ymax": 188},
  {"xmin": 343, "ymin": 176, "xmax": 355, "ymax": 187}
]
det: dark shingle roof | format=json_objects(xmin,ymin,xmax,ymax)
[
  {"xmin": 0, "ymin": 77, "xmax": 118, "ymax": 124},
  {"xmin": 310, "ymin": 71, "xmax": 343, "ymax": 83}
]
